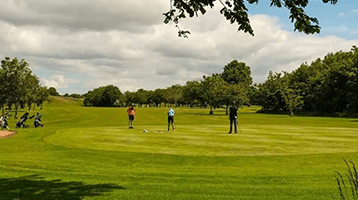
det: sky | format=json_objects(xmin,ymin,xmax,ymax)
[{"xmin": 0, "ymin": 0, "xmax": 357, "ymax": 95}]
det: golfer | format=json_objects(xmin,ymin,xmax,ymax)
[
  {"xmin": 228, "ymin": 103, "xmax": 238, "ymax": 134},
  {"xmin": 127, "ymin": 103, "xmax": 135, "ymax": 129},
  {"xmin": 167, "ymin": 108, "xmax": 175, "ymax": 131}
]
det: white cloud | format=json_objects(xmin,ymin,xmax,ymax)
[
  {"xmin": 0, "ymin": 1, "xmax": 357, "ymax": 94},
  {"xmin": 0, "ymin": 0, "xmax": 167, "ymax": 33},
  {"xmin": 42, "ymin": 75, "xmax": 78, "ymax": 89}
]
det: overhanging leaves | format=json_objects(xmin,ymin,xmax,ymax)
[{"xmin": 164, "ymin": 0, "xmax": 338, "ymax": 37}]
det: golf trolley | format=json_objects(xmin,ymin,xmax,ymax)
[
  {"xmin": 34, "ymin": 112, "xmax": 44, "ymax": 128},
  {"xmin": 0, "ymin": 113, "xmax": 12, "ymax": 130},
  {"xmin": 16, "ymin": 112, "xmax": 34, "ymax": 128}
]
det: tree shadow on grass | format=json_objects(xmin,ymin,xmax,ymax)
[{"xmin": 0, "ymin": 174, "xmax": 125, "ymax": 200}]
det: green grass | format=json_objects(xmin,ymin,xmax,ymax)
[{"xmin": 1, "ymin": 96, "xmax": 358, "ymax": 199}]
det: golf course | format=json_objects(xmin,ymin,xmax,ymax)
[{"xmin": 1, "ymin": 96, "xmax": 358, "ymax": 199}]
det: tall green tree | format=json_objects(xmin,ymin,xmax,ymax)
[
  {"xmin": 254, "ymin": 71, "xmax": 286, "ymax": 112},
  {"xmin": 164, "ymin": 0, "xmax": 338, "ymax": 37},
  {"xmin": 281, "ymin": 88, "xmax": 303, "ymax": 117},
  {"xmin": 221, "ymin": 60, "xmax": 252, "ymax": 86},
  {"xmin": 133, "ymin": 89, "xmax": 148, "ymax": 107},
  {"xmin": 99, "ymin": 85, "xmax": 123, "ymax": 107},
  {"xmin": 83, "ymin": 85, "xmax": 123, "ymax": 107},
  {"xmin": 25, "ymin": 74, "xmax": 41, "ymax": 112},
  {"xmin": 287, "ymin": 62, "xmax": 322, "ymax": 112},
  {"xmin": 183, "ymin": 80, "xmax": 202, "ymax": 107},
  {"xmin": 152, "ymin": 88, "xmax": 166, "ymax": 106},
  {"xmin": 0, "ymin": 70, "xmax": 6, "ymax": 114},
  {"xmin": 253, "ymin": 46, "xmax": 358, "ymax": 114},
  {"xmin": 222, "ymin": 83, "xmax": 249, "ymax": 109},
  {"xmin": 36, "ymin": 86, "xmax": 50, "ymax": 110},
  {"xmin": 221, "ymin": 60, "xmax": 252, "ymax": 114},
  {"xmin": 124, "ymin": 91, "xmax": 135, "ymax": 106},
  {"xmin": 200, "ymin": 75, "xmax": 226, "ymax": 114},
  {"xmin": 1, "ymin": 57, "xmax": 36, "ymax": 118},
  {"xmin": 317, "ymin": 48, "xmax": 358, "ymax": 113},
  {"xmin": 167, "ymin": 84, "xmax": 184, "ymax": 107},
  {"xmin": 346, "ymin": 46, "xmax": 358, "ymax": 113},
  {"xmin": 145, "ymin": 90, "xmax": 154, "ymax": 106},
  {"xmin": 163, "ymin": 87, "xmax": 174, "ymax": 107},
  {"xmin": 48, "ymin": 87, "xmax": 60, "ymax": 96}
]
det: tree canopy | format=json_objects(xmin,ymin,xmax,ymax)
[
  {"xmin": 84, "ymin": 85, "xmax": 124, "ymax": 107},
  {"xmin": 252, "ymin": 46, "xmax": 358, "ymax": 115},
  {"xmin": 221, "ymin": 60, "xmax": 252, "ymax": 86},
  {"xmin": 83, "ymin": 60, "xmax": 252, "ymax": 114},
  {"xmin": 48, "ymin": 87, "xmax": 60, "ymax": 96},
  {"xmin": 200, "ymin": 74, "xmax": 227, "ymax": 114},
  {"xmin": 80, "ymin": 47, "xmax": 358, "ymax": 117},
  {"xmin": 0, "ymin": 57, "xmax": 49, "ymax": 117},
  {"xmin": 164, "ymin": 0, "xmax": 338, "ymax": 37}
]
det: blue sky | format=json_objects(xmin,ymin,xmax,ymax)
[
  {"xmin": 0, "ymin": 0, "xmax": 357, "ymax": 95},
  {"xmin": 247, "ymin": 0, "xmax": 358, "ymax": 40}
]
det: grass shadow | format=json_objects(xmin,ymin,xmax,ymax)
[{"xmin": 0, "ymin": 174, "xmax": 125, "ymax": 200}]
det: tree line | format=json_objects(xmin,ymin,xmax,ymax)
[
  {"xmin": 84, "ymin": 47, "xmax": 358, "ymax": 116},
  {"xmin": 5, "ymin": 46, "xmax": 354, "ymax": 117},
  {"xmin": 252, "ymin": 46, "xmax": 358, "ymax": 116},
  {"xmin": 0, "ymin": 57, "xmax": 50, "ymax": 118},
  {"xmin": 83, "ymin": 60, "xmax": 253, "ymax": 114},
  {"xmin": 47, "ymin": 87, "xmax": 83, "ymax": 99}
]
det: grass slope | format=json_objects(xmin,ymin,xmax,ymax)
[{"xmin": 1, "ymin": 96, "xmax": 358, "ymax": 199}]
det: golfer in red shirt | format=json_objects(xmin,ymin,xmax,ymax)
[{"xmin": 127, "ymin": 103, "xmax": 135, "ymax": 129}]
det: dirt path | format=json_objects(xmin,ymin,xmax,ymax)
[{"xmin": 0, "ymin": 131, "xmax": 15, "ymax": 138}]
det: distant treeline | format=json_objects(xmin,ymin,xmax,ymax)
[
  {"xmin": 252, "ymin": 46, "xmax": 358, "ymax": 115},
  {"xmin": 48, "ymin": 87, "xmax": 84, "ymax": 99},
  {"xmin": 83, "ymin": 46, "xmax": 358, "ymax": 116},
  {"xmin": 83, "ymin": 60, "xmax": 253, "ymax": 114}
]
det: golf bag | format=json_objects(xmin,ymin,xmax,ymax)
[
  {"xmin": 16, "ymin": 112, "xmax": 34, "ymax": 128},
  {"xmin": 0, "ymin": 113, "xmax": 11, "ymax": 130},
  {"xmin": 34, "ymin": 112, "xmax": 43, "ymax": 128}
]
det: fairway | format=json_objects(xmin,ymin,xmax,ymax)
[{"xmin": 1, "ymin": 97, "xmax": 358, "ymax": 199}]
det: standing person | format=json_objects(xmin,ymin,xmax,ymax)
[
  {"xmin": 127, "ymin": 103, "xmax": 135, "ymax": 129},
  {"xmin": 228, "ymin": 102, "xmax": 238, "ymax": 134},
  {"xmin": 167, "ymin": 108, "xmax": 175, "ymax": 131}
]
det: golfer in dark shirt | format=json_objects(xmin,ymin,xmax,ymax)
[{"xmin": 228, "ymin": 104, "xmax": 238, "ymax": 134}]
